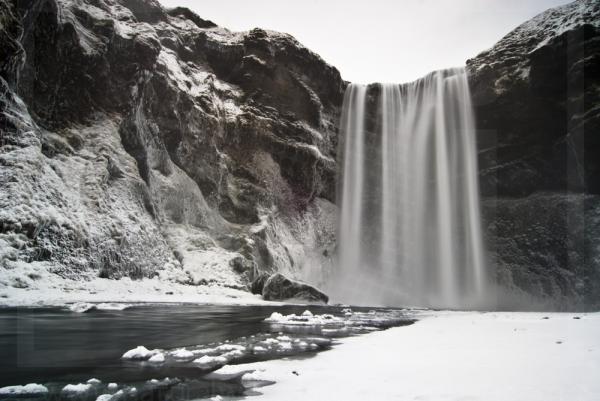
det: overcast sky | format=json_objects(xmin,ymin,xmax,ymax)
[{"xmin": 158, "ymin": 0, "xmax": 569, "ymax": 84}]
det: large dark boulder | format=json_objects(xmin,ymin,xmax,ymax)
[
  {"xmin": 262, "ymin": 273, "xmax": 329, "ymax": 303},
  {"xmin": 250, "ymin": 272, "xmax": 270, "ymax": 295}
]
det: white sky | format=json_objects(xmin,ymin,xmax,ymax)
[{"xmin": 158, "ymin": 0, "xmax": 569, "ymax": 84}]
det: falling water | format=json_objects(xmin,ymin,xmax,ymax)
[{"xmin": 332, "ymin": 68, "xmax": 487, "ymax": 309}]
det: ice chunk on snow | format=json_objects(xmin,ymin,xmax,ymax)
[
  {"xmin": 148, "ymin": 353, "xmax": 165, "ymax": 363},
  {"xmin": 170, "ymin": 348, "xmax": 195, "ymax": 359},
  {"xmin": 62, "ymin": 383, "xmax": 92, "ymax": 393},
  {"xmin": 0, "ymin": 384, "xmax": 48, "ymax": 395},
  {"xmin": 121, "ymin": 345, "xmax": 158, "ymax": 360}
]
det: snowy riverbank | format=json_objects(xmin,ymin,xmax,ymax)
[
  {"xmin": 0, "ymin": 272, "xmax": 274, "ymax": 308},
  {"xmin": 215, "ymin": 311, "xmax": 600, "ymax": 400}
]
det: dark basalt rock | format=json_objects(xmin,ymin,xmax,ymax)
[
  {"xmin": 467, "ymin": 0, "xmax": 600, "ymax": 310},
  {"xmin": 250, "ymin": 272, "xmax": 270, "ymax": 295},
  {"xmin": 262, "ymin": 273, "xmax": 329, "ymax": 303}
]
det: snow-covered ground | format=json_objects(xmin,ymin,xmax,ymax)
[
  {"xmin": 214, "ymin": 311, "xmax": 600, "ymax": 401},
  {"xmin": 0, "ymin": 271, "xmax": 275, "ymax": 308}
]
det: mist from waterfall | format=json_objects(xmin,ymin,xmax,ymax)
[{"xmin": 332, "ymin": 68, "xmax": 488, "ymax": 309}]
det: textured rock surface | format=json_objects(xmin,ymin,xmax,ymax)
[
  {"xmin": 1, "ymin": 0, "xmax": 599, "ymax": 310},
  {"xmin": 467, "ymin": 0, "xmax": 600, "ymax": 309},
  {"xmin": 262, "ymin": 273, "xmax": 329, "ymax": 303},
  {"xmin": 0, "ymin": 0, "xmax": 341, "ymax": 296}
]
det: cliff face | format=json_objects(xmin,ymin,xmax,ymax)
[
  {"xmin": 0, "ymin": 0, "xmax": 342, "ymax": 295},
  {"xmin": 467, "ymin": 0, "xmax": 600, "ymax": 309},
  {"xmin": 1, "ymin": 0, "xmax": 599, "ymax": 310}
]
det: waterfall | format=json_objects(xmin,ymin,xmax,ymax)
[{"xmin": 332, "ymin": 68, "xmax": 488, "ymax": 309}]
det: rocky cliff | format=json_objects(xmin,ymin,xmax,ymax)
[
  {"xmin": 467, "ymin": 0, "xmax": 600, "ymax": 309},
  {"xmin": 0, "ymin": 0, "xmax": 342, "ymax": 301},
  {"xmin": 1, "ymin": 0, "xmax": 599, "ymax": 310}
]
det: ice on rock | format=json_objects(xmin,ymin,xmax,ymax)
[
  {"xmin": 95, "ymin": 303, "xmax": 132, "ymax": 311},
  {"xmin": 148, "ymin": 353, "xmax": 165, "ymax": 363},
  {"xmin": 253, "ymin": 345, "xmax": 267, "ymax": 353},
  {"xmin": 107, "ymin": 383, "xmax": 118, "ymax": 390},
  {"xmin": 264, "ymin": 311, "xmax": 343, "ymax": 326},
  {"xmin": 121, "ymin": 345, "xmax": 159, "ymax": 360},
  {"xmin": 69, "ymin": 302, "xmax": 96, "ymax": 313},
  {"xmin": 261, "ymin": 338, "xmax": 279, "ymax": 346},
  {"xmin": 193, "ymin": 355, "xmax": 227, "ymax": 368},
  {"xmin": 170, "ymin": 348, "xmax": 195, "ymax": 359},
  {"xmin": 222, "ymin": 349, "xmax": 245, "ymax": 359},
  {"xmin": 0, "ymin": 383, "xmax": 49, "ymax": 395},
  {"xmin": 87, "ymin": 378, "xmax": 101, "ymax": 384},
  {"xmin": 96, "ymin": 395, "xmax": 113, "ymax": 401},
  {"xmin": 266, "ymin": 312, "xmax": 284, "ymax": 321},
  {"xmin": 62, "ymin": 383, "xmax": 92, "ymax": 393},
  {"xmin": 216, "ymin": 344, "xmax": 246, "ymax": 352},
  {"xmin": 276, "ymin": 335, "xmax": 291, "ymax": 341},
  {"xmin": 278, "ymin": 342, "xmax": 293, "ymax": 351}
]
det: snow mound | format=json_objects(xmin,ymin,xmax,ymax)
[
  {"xmin": 170, "ymin": 348, "xmax": 195, "ymax": 359},
  {"xmin": 193, "ymin": 354, "xmax": 228, "ymax": 368},
  {"xmin": 148, "ymin": 353, "xmax": 165, "ymax": 363},
  {"xmin": 62, "ymin": 383, "xmax": 92, "ymax": 393},
  {"xmin": 68, "ymin": 302, "xmax": 97, "ymax": 313},
  {"xmin": 121, "ymin": 345, "xmax": 159, "ymax": 360},
  {"xmin": 0, "ymin": 384, "xmax": 48, "ymax": 395},
  {"xmin": 264, "ymin": 311, "xmax": 343, "ymax": 326}
]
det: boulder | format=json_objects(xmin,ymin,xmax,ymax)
[
  {"xmin": 262, "ymin": 273, "xmax": 329, "ymax": 303},
  {"xmin": 250, "ymin": 272, "xmax": 270, "ymax": 295}
]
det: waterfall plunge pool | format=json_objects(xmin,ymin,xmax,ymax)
[{"xmin": 0, "ymin": 303, "xmax": 415, "ymax": 400}]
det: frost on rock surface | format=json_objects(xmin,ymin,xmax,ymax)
[
  {"xmin": 0, "ymin": 0, "xmax": 343, "ymax": 305},
  {"xmin": 466, "ymin": 0, "xmax": 600, "ymax": 310}
]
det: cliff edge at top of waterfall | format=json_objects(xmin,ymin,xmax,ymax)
[
  {"xmin": 467, "ymin": 0, "xmax": 599, "ymax": 101},
  {"xmin": 0, "ymin": 0, "xmax": 342, "ymax": 306}
]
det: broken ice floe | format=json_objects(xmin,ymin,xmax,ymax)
[
  {"xmin": 263, "ymin": 308, "xmax": 412, "ymax": 337},
  {"xmin": 0, "ymin": 384, "xmax": 48, "ymax": 395},
  {"xmin": 68, "ymin": 302, "xmax": 133, "ymax": 313}
]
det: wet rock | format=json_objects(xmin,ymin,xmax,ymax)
[
  {"xmin": 262, "ymin": 273, "xmax": 329, "ymax": 303},
  {"xmin": 250, "ymin": 272, "xmax": 270, "ymax": 295}
]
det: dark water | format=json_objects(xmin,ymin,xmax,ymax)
[{"xmin": 0, "ymin": 303, "xmax": 414, "ymax": 400}]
